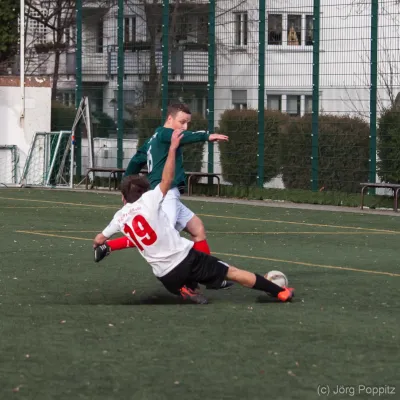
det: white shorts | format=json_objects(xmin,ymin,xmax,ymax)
[{"xmin": 161, "ymin": 187, "xmax": 194, "ymax": 232}]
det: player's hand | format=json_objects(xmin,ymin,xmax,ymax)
[
  {"xmin": 170, "ymin": 129, "xmax": 184, "ymax": 150},
  {"xmin": 208, "ymin": 133, "xmax": 229, "ymax": 142},
  {"xmin": 93, "ymin": 233, "xmax": 107, "ymax": 248}
]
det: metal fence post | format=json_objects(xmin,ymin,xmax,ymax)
[
  {"xmin": 117, "ymin": 0, "xmax": 124, "ymax": 169},
  {"xmin": 161, "ymin": 0, "xmax": 169, "ymax": 122},
  {"xmin": 369, "ymin": 0, "xmax": 378, "ymax": 192},
  {"xmin": 207, "ymin": 0, "xmax": 216, "ymax": 179},
  {"xmin": 257, "ymin": 0, "xmax": 266, "ymax": 188},
  {"xmin": 75, "ymin": 0, "xmax": 82, "ymax": 178},
  {"xmin": 311, "ymin": 0, "xmax": 321, "ymax": 191}
]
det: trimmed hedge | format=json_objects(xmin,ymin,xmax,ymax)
[
  {"xmin": 136, "ymin": 107, "xmax": 207, "ymax": 174},
  {"xmin": 280, "ymin": 114, "xmax": 370, "ymax": 192},
  {"xmin": 51, "ymin": 102, "xmax": 117, "ymax": 138},
  {"xmin": 51, "ymin": 101, "xmax": 76, "ymax": 131},
  {"xmin": 188, "ymin": 183, "xmax": 395, "ymax": 209},
  {"xmin": 92, "ymin": 111, "xmax": 117, "ymax": 138},
  {"xmin": 218, "ymin": 109, "xmax": 288, "ymax": 186},
  {"xmin": 377, "ymin": 106, "xmax": 400, "ymax": 183}
]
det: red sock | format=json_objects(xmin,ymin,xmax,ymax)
[
  {"xmin": 193, "ymin": 240, "xmax": 211, "ymax": 254},
  {"xmin": 107, "ymin": 236, "xmax": 135, "ymax": 251}
]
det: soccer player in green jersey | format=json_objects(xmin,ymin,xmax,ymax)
[{"xmin": 94, "ymin": 104, "xmax": 230, "ymax": 288}]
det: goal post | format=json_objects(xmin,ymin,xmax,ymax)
[
  {"xmin": 20, "ymin": 131, "xmax": 72, "ymax": 187},
  {"xmin": 19, "ymin": 97, "xmax": 95, "ymax": 189},
  {"xmin": 0, "ymin": 145, "xmax": 19, "ymax": 186}
]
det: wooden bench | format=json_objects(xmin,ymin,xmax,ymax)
[
  {"xmin": 186, "ymin": 172, "xmax": 221, "ymax": 196},
  {"xmin": 84, "ymin": 167, "xmax": 220, "ymax": 195},
  {"xmin": 85, "ymin": 167, "xmax": 148, "ymax": 191},
  {"xmin": 360, "ymin": 182, "xmax": 400, "ymax": 212}
]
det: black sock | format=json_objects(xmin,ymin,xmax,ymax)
[{"xmin": 253, "ymin": 273, "xmax": 284, "ymax": 297}]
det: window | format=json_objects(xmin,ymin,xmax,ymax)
[
  {"xmin": 305, "ymin": 15, "xmax": 313, "ymax": 46},
  {"xmin": 197, "ymin": 15, "xmax": 208, "ymax": 44},
  {"xmin": 267, "ymin": 93, "xmax": 313, "ymax": 116},
  {"xmin": 287, "ymin": 95, "xmax": 301, "ymax": 116},
  {"xmin": 96, "ymin": 20, "xmax": 103, "ymax": 53},
  {"xmin": 114, "ymin": 90, "xmax": 136, "ymax": 119},
  {"xmin": 176, "ymin": 14, "xmax": 189, "ymax": 41},
  {"xmin": 268, "ymin": 13, "xmax": 313, "ymax": 47},
  {"xmin": 29, "ymin": 10, "xmax": 48, "ymax": 44},
  {"xmin": 234, "ymin": 12, "xmax": 248, "ymax": 46},
  {"xmin": 267, "ymin": 95, "xmax": 282, "ymax": 111},
  {"xmin": 305, "ymin": 95, "xmax": 313, "ymax": 113},
  {"xmin": 287, "ymin": 15, "xmax": 301, "ymax": 46},
  {"xmin": 124, "ymin": 17, "xmax": 136, "ymax": 46},
  {"xmin": 268, "ymin": 14, "xmax": 282, "ymax": 45},
  {"xmin": 64, "ymin": 25, "xmax": 75, "ymax": 47},
  {"xmin": 56, "ymin": 91, "xmax": 75, "ymax": 107},
  {"xmin": 232, "ymin": 90, "xmax": 247, "ymax": 109}
]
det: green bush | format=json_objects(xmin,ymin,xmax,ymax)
[
  {"xmin": 136, "ymin": 107, "xmax": 162, "ymax": 147},
  {"xmin": 377, "ymin": 106, "xmax": 400, "ymax": 183},
  {"xmin": 51, "ymin": 102, "xmax": 117, "ymax": 138},
  {"xmin": 51, "ymin": 101, "xmax": 76, "ymax": 131},
  {"xmin": 136, "ymin": 107, "xmax": 207, "ymax": 174},
  {"xmin": 218, "ymin": 109, "xmax": 287, "ymax": 186},
  {"xmin": 281, "ymin": 114, "xmax": 369, "ymax": 192},
  {"xmin": 91, "ymin": 111, "xmax": 117, "ymax": 138}
]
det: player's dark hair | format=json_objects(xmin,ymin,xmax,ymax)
[
  {"xmin": 167, "ymin": 103, "xmax": 191, "ymax": 118},
  {"xmin": 120, "ymin": 175, "xmax": 150, "ymax": 203}
]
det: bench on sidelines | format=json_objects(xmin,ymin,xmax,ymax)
[
  {"xmin": 360, "ymin": 182, "xmax": 400, "ymax": 212},
  {"xmin": 85, "ymin": 167, "xmax": 147, "ymax": 191},
  {"xmin": 186, "ymin": 172, "xmax": 221, "ymax": 196},
  {"xmin": 84, "ymin": 167, "xmax": 221, "ymax": 196}
]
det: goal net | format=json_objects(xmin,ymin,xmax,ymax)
[
  {"xmin": 0, "ymin": 145, "xmax": 19, "ymax": 187},
  {"xmin": 20, "ymin": 131, "xmax": 72, "ymax": 187}
]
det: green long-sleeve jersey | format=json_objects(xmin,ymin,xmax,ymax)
[{"xmin": 124, "ymin": 126, "xmax": 210, "ymax": 189}]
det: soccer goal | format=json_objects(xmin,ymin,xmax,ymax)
[
  {"xmin": 0, "ymin": 145, "xmax": 19, "ymax": 187},
  {"xmin": 20, "ymin": 97, "xmax": 95, "ymax": 188},
  {"xmin": 20, "ymin": 131, "xmax": 73, "ymax": 187}
]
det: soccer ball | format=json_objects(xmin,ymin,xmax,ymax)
[{"xmin": 265, "ymin": 270, "xmax": 288, "ymax": 288}]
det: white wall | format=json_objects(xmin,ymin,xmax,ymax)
[{"xmin": 0, "ymin": 77, "xmax": 51, "ymax": 183}]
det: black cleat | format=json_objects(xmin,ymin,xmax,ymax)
[
  {"xmin": 180, "ymin": 286, "xmax": 208, "ymax": 304},
  {"xmin": 219, "ymin": 280, "xmax": 234, "ymax": 289},
  {"xmin": 94, "ymin": 244, "xmax": 111, "ymax": 263},
  {"xmin": 206, "ymin": 280, "xmax": 234, "ymax": 290}
]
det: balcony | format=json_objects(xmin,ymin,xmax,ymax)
[{"xmin": 107, "ymin": 46, "xmax": 214, "ymax": 82}]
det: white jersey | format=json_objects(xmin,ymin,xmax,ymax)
[{"xmin": 102, "ymin": 185, "xmax": 193, "ymax": 277}]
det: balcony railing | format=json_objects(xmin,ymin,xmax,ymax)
[{"xmin": 106, "ymin": 45, "xmax": 214, "ymax": 80}]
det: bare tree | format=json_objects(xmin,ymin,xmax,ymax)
[
  {"xmin": 124, "ymin": 0, "xmax": 248, "ymax": 109},
  {"xmin": 25, "ymin": 0, "xmax": 76, "ymax": 99},
  {"xmin": 342, "ymin": 1, "xmax": 400, "ymax": 118}
]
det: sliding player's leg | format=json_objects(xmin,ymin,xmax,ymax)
[
  {"xmin": 224, "ymin": 266, "xmax": 294, "ymax": 302},
  {"xmin": 175, "ymin": 198, "xmax": 233, "ymax": 289},
  {"xmin": 188, "ymin": 250, "xmax": 294, "ymax": 302},
  {"xmin": 157, "ymin": 251, "xmax": 209, "ymax": 304}
]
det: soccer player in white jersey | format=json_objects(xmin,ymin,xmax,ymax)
[{"xmin": 93, "ymin": 130, "xmax": 294, "ymax": 304}]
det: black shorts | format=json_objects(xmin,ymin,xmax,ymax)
[{"xmin": 158, "ymin": 249, "xmax": 229, "ymax": 295}]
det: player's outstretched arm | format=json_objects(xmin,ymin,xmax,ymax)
[
  {"xmin": 93, "ymin": 219, "xmax": 120, "ymax": 248},
  {"xmin": 159, "ymin": 129, "xmax": 183, "ymax": 196},
  {"xmin": 93, "ymin": 233, "xmax": 108, "ymax": 248},
  {"xmin": 208, "ymin": 133, "xmax": 229, "ymax": 142},
  {"xmin": 160, "ymin": 129, "xmax": 228, "ymax": 145}
]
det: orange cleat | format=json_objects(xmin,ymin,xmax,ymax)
[
  {"xmin": 179, "ymin": 286, "xmax": 208, "ymax": 304},
  {"xmin": 277, "ymin": 287, "xmax": 294, "ymax": 302}
]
